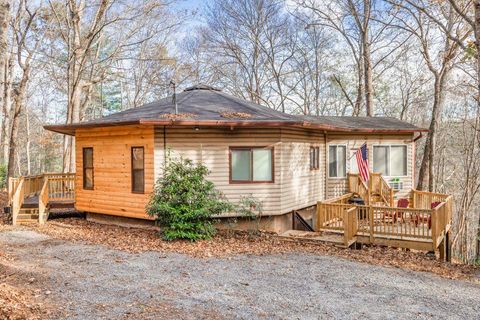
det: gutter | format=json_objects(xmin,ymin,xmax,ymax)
[{"xmin": 44, "ymin": 119, "xmax": 429, "ymax": 136}]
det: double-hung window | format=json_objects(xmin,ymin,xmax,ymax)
[
  {"xmin": 83, "ymin": 147, "xmax": 94, "ymax": 190},
  {"xmin": 373, "ymin": 145, "xmax": 407, "ymax": 176},
  {"xmin": 329, "ymin": 145, "xmax": 346, "ymax": 178},
  {"xmin": 131, "ymin": 147, "xmax": 145, "ymax": 193},
  {"xmin": 230, "ymin": 147, "xmax": 273, "ymax": 183}
]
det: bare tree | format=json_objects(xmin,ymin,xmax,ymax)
[{"xmin": 7, "ymin": 0, "xmax": 44, "ymax": 179}]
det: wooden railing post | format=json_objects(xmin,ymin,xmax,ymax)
[
  {"xmin": 316, "ymin": 202, "xmax": 322, "ymax": 231},
  {"xmin": 369, "ymin": 205, "xmax": 374, "ymax": 243},
  {"xmin": 390, "ymin": 189, "xmax": 394, "ymax": 207},
  {"xmin": 38, "ymin": 178, "xmax": 49, "ymax": 225}
]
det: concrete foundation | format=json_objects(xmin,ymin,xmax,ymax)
[
  {"xmin": 85, "ymin": 211, "xmax": 293, "ymax": 234},
  {"xmin": 86, "ymin": 212, "xmax": 159, "ymax": 230}
]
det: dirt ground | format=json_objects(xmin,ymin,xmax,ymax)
[{"xmin": 1, "ymin": 228, "xmax": 480, "ymax": 319}]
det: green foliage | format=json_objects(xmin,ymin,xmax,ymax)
[
  {"xmin": 147, "ymin": 155, "xmax": 233, "ymax": 241},
  {"xmin": 0, "ymin": 163, "xmax": 6, "ymax": 189}
]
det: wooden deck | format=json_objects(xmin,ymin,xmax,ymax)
[
  {"xmin": 315, "ymin": 173, "xmax": 453, "ymax": 259},
  {"xmin": 9, "ymin": 173, "xmax": 75, "ymax": 225}
]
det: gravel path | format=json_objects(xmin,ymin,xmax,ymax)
[{"xmin": 1, "ymin": 229, "xmax": 480, "ymax": 319}]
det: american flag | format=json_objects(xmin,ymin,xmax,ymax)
[{"xmin": 356, "ymin": 143, "xmax": 370, "ymax": 182}]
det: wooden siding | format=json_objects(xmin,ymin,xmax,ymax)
[
  {"xmin": 75, "ymin": 125, "xmax": 155, "ymax": 219},
  {"xmin": 325, "ymin": 134, "xmax": 415, "ymax": 199}
]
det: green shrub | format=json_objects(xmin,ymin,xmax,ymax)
[
  {"xmin": 147, "ymin": 155, "xmax": 233, "ymax": 241},
  {"xmin": 0, "ymin": 163, "xmax": 6, "ymax": 189}
]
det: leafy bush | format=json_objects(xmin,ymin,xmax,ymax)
[{"xmin": 147, "ymin": 155, "xmax": 233, "ymax": 241}]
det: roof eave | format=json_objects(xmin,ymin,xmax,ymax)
[{"xmin": 43, "ymin": 119, "xmax": 429, "ymax": 136}]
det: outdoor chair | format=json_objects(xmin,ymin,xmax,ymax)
[
  {"xmin": 412, "ymin": 201, "xmax": 441, "ymax": 230},
  {"xmin": 382, "ymin": 198, "xmax": 409, "ymax": 223}
]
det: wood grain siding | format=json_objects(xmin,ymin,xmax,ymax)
[
  {"xmin": 75, "ymin": 125, "xmax": 155, "ymax": 219},
  {"xmin": 326, "ymin": 134, "xmax": 415, "ymax": 199}
]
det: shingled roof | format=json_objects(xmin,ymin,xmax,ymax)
[{"xmin": 44, "ymin": 85, "xmax": 426, "ymax": 135}]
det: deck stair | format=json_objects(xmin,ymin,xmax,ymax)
[
  {"xmin": 9, "ymin": 174, "xmax": 75, "ymax": 225},
  {"xmin": 278, "ymin": 230, "xmax": 356, "ymax": 248}
]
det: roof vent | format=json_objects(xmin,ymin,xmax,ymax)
[{"xmin": 183, "ymin": 84, "xmax": 221, "ymax": 92}]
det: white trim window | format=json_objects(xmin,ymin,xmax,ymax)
[
  {"xmin": 373, "ymin": 145, "xmax": 407, "ymax": 177},
  {"xmin": 329, "ymin": 145, "xmax": 346, "ymax": 178}
]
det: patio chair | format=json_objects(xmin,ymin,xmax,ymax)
[
  {"xmin": 412, "ymin": 201, "xmax": 439, "ymax": 229},
  {"xmin": 382, "ymin": 198, "xmax": 409, "ymax": 223}
]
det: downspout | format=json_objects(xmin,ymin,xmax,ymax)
[
  {"xmin": 324, "ymin": 131, "xmax": 328, "ymax": 201},
  {"xmin": 163, "ymin": 125, "xmax": 167, "ymax": 164}
]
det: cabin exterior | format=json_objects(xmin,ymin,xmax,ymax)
[
  {"xmin": 8, "ymin": 85, "xmax": 453, "ymax": 259},
  {"xmin": 39, "ymin": 85, "xmax": 424, "ymax": 233}
]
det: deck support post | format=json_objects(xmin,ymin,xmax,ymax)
[
  {"xmin": 445, "ymin": 231, "xmax": 451, "ymax": 262},
  {"xmin": 439, "ymin": 239, "xmax": 446, "ymax": 261}
]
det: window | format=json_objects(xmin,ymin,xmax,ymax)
[
  {"xmin": 131, "ymin": 147, "xmax": 145, "ymax": 193},
  {"xmin": 83, "ymin": 147, "xmax": 94, "ymax": 190},
  {"xmin": 310, "ymin": 147, "xmax": 320, "ymax": 170},
  {"xmin": 329, "ymin": 145, "xmax": 346, "ymax": 177},
  {"xmin": 373, "ymin": 145, "xmax": 407, "ymax": 176},
  {"xmin": 230, "ymin": 147, "xmax": 273, "ymax": 183}
]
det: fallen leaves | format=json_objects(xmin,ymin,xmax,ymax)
[
  {"xmin": 0, "ymin": 283, "xmax": 52, "ymax": 320},
  {"xmin": 219, "ymin": 111, "xmax": 252, "ymax": 119},
  {"xmin": 32, "ymin": 218, "xmax": 479, "ymax": 282},
  {"xmin": 159, "ymin": 113, "xmax": 197, "ymax": 120}
]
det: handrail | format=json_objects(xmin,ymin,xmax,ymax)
[
  {"xmin": 7, "ymin": 173, "xmax": 76, "ymax": 225},
  {"xmin": 347, "ymin": 173, "xmax": 370, "ymax": 204},
  {"xmin": 379, "ymin": 175, "xmax": 394, "ymax": 207},
  {"xmin": 11, "ymin": 177, "xmax": 25, "ymax": 225},
  {"xmin": 38, "ymin": 178, "xmax": 49, "ymax": 225}
]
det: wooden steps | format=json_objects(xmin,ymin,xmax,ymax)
[
  {"xmin": 278, "ymin": 230, "xmax": 355, "ymax": 248},
  {"xmin": 16, "ymin": 206, "xmax": 40, "ymax": 224}
]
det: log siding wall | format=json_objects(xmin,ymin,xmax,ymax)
[{"xmin": 75, "ymin": 125, "xmax": 155, "ymax": 219}]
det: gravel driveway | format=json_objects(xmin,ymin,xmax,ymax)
[{"xmin": 1, "ymin": 229, "xmax": 480, "ymax": 319}]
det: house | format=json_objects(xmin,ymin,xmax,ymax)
[{"xmin": 42, "ymin": 84, "xmax": 428, "ymax": 233}]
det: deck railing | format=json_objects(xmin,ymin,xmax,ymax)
[
  {"xmin": 411, "ymin": 189, "xmax": 450, "ymax": 209},
  {"xmin": 347, "ymin": 174, "xmax": 370, "ymax": 204},
  {"xmin": 317, "ymin": 190, "xmax": 453, "ymax": 252},
  {"xmin": 8, "ymin": 173, "xmax": 75, "ymax": 225}
]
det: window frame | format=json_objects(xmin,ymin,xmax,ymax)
[
  {"xmin": 229, "ymin": 146, "xmax": 274, "ymax": 184},
  {"xmin": 131, "ymin": 146, "xmax": 145, "ymax": 194},
  {"xmin": 82, "ymin": 147, "xmax": 94, "ymax": 190},
  {"xmin": 310, "ymin": 146, "xmax": 320, "ymax": 171},
  {"xmin": 372, "ymin": 144, "xmax": 408, "ymax": 178},
  {"xmin": 328, "ymin": 144, "xmax": 347, "ymax": 179}
]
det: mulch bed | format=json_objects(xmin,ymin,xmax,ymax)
[{"xmin": 32, "ymin": 218, "xmax": 479, "ymax": 282}]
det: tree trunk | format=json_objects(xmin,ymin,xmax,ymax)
[
  {"xmin": 363, "ymin": 0, "xmax": 373, "ymax": 116},
  {"xmin": 0, "ymin": 0, "xmax": 9, "ymax": 165},
  {"xmin": 417, "ymin": 70, "xmax": 448, "ymax": 191},
  {"xmin": 7, "ymin": 76, "xmax": 28, "ymax": 178}
]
